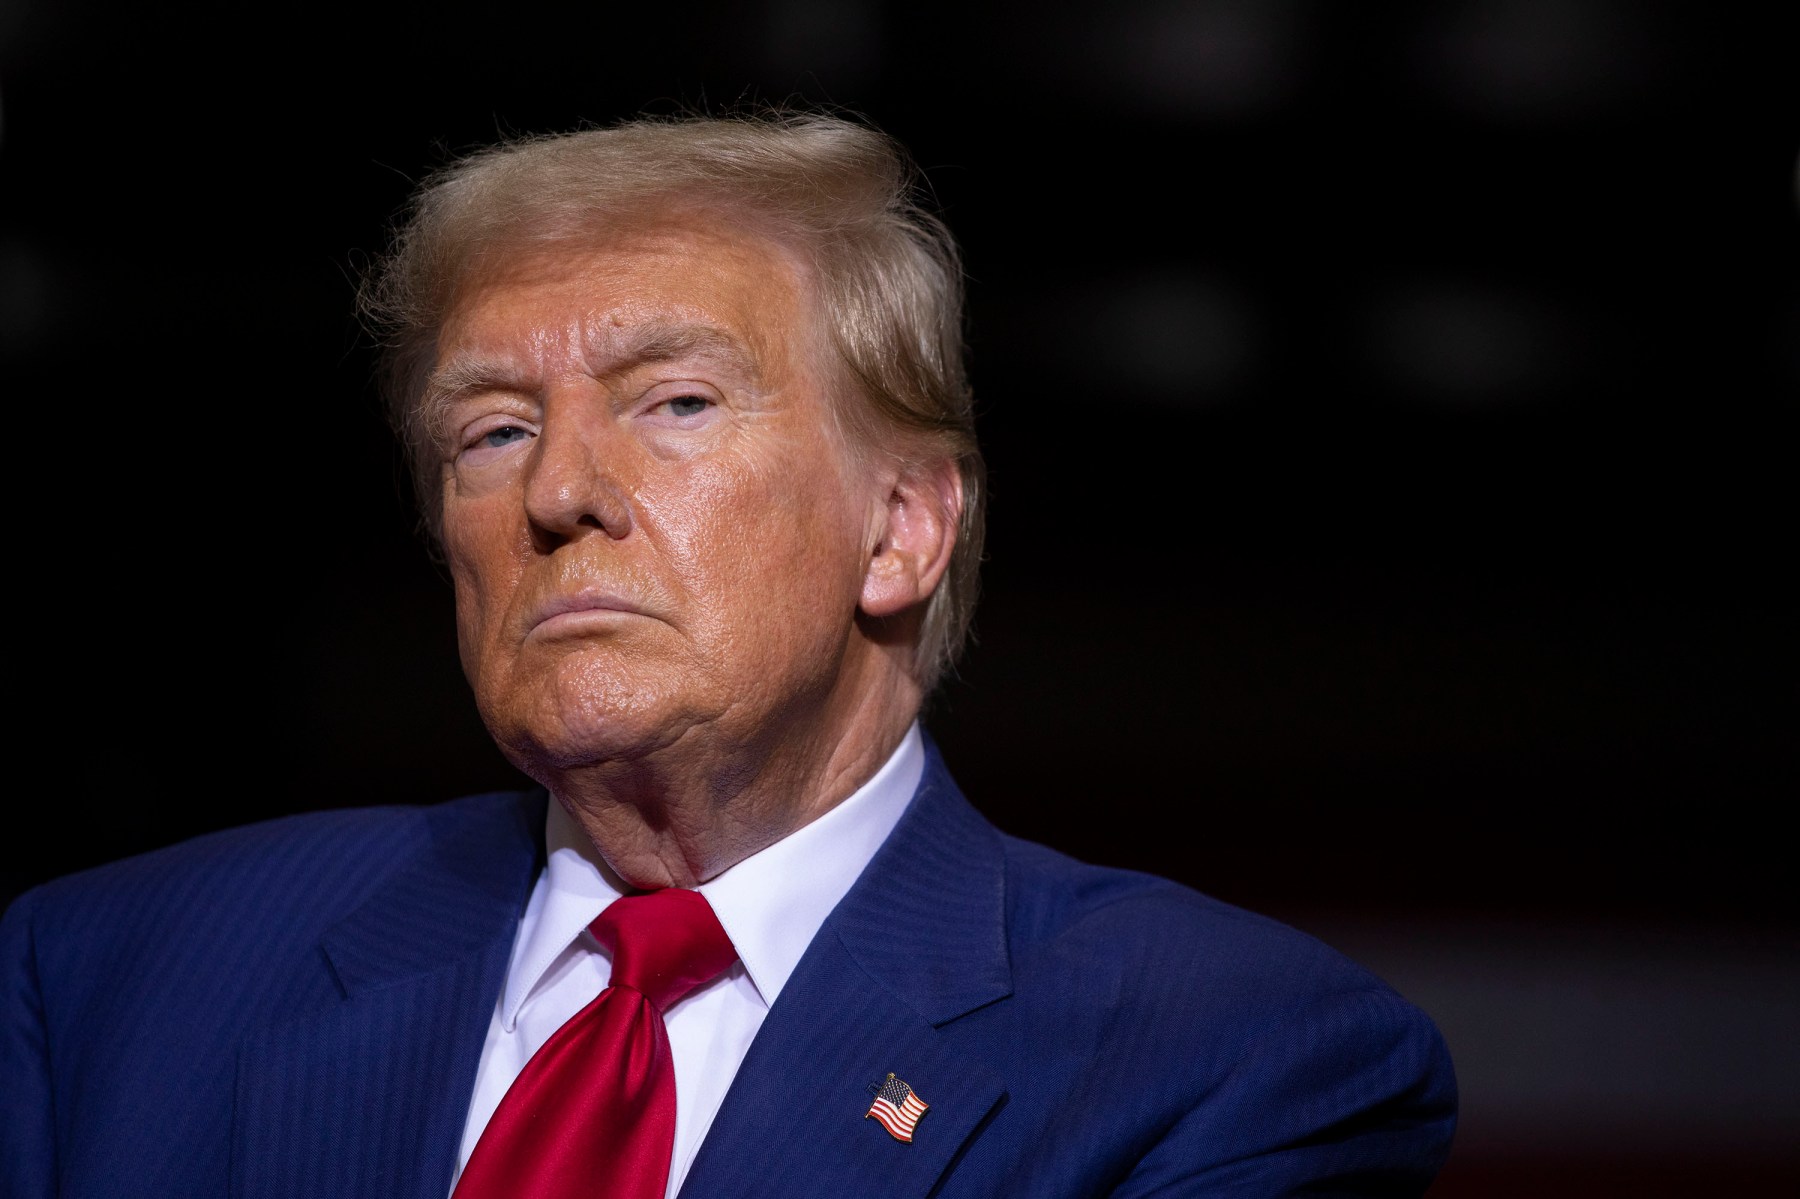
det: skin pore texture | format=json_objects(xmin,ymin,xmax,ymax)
[{"xmin": 429, "ymin": 217, "xmax": 962, "ymax": 889}]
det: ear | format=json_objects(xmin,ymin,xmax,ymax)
[{"xmin": 860, "ymin": 457, "xmax": 963, "ymax": 619}]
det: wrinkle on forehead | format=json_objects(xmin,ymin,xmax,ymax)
[{"xmin": 420, "ymin": 224, "xmax": 840, "ymax": 454}]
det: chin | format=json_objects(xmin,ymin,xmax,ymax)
[{"xmin": 481, "ymin": 655, "xmax": 712, "ymax": 775}]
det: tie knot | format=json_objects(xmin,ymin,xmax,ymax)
[{"xmin": 589, "ymin": 888, "xmax": 737, "ymax": 1012}]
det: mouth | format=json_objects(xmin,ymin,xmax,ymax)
[{"xmin": 526, "ymin": 591, "xmax": 648, "ymax": 638}]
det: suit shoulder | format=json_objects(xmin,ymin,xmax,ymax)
[
  {"xmin": 997, "ymin": 832, "xmax": 1400, "ymax": 1013},
  {"xmin": 988, "ymin": 832, "xmax": 1457, "ymax": 1180},
  {"xmin": 3, "ymin": 790, "xmax": 541, "ymax": 969}
]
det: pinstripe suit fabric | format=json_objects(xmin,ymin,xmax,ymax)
[{"xmin": 2, "ymin": 742, "xmax": 1455, "ymax": 1197}]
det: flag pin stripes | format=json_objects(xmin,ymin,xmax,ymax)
[{"xmin": 865, "ymin": 1072, "xmax": 929, "ymax": 1142}]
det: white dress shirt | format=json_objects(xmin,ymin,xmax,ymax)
[{"xmin": 450, "ymin": 724, "xmax": 925, "ymax": 1199}]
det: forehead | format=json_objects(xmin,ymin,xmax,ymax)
[{"xmin": 436, "ymin": 220, "xmax": 822, "ymax": 375}]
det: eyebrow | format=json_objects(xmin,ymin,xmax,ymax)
[
  {"xmin": 605, "ymin": 323, "xmax": 762, "ymax": 381},
  {"xmin": 425, "ymin": 322, "xmax": 763, "ymax": 404}
]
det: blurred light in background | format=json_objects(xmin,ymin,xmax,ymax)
[
  {"xmin": 1046, "ymin": 0, "xmax": 1308, "ymax": 117},
  {"xmin": 760, "ymin": 0, "xmax": 883, "ymax": 83},
  {"xmin": 1362, "ymin": 280, "xmax": 1566, "ymax": 403},
  {"xmin": 1412, "ymin": 0, "xmax": 1657, "ymax": 122},
  {"xmin": 1781, "ymin": 300, "xmax": 1800, "ymax": 385},
  {"xmin": 0, "ymin": 238, "xmax": 54, "ymax": 358},
  {"xmin": 1081, "ymin": 272, "xmax": 1258, "ymax": 400}
]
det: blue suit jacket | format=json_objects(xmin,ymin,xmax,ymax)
[{"xmin": 2, "ymin": 743, "xmax": 1455, "ymax": 1197}]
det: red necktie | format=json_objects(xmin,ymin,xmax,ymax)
[{"xmin": 454, "ymin": 888, "xmax": 738, "ymax": 1199}]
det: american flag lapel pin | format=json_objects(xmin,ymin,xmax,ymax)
[{"xmin": 865, "ymin": 1072, "xmax": 930, "ymax": 1142}]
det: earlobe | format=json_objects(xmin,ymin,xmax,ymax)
[{"xmin": 860, "ymin": 459, "xmax": 962, "ymax": 619}]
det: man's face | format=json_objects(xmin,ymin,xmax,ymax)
[{"xmin": 430, "ymin": 221, "xmax": 887, "ymax": 778}]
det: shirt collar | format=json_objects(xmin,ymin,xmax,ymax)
[{"xmin": 500, "ymin": 724, "xmax": 924, "ymax": 1030}]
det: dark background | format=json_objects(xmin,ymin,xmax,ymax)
[{"xmin": 3, "ymin": 1, "xmax": 1795, "ymax": 1194}]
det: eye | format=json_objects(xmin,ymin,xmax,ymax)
[
  {"xmin": 451, "ymin": 414, "xmax": 538, "ymax": 465},
  {"xmin": 633, "ymin": 387, "xmax": 721, "ymax": 448},
  {"xmin": 481, "ymin": 424, "xmax": 533, "ymax": 449},
  {"xmin": 661, "ymin": 394, "xmax": 712, "ymax": 418}
]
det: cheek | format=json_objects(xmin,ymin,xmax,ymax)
[
  {"xmin": 442, "ymin": 503, "xmax": 525, "ymax": 657},
  {"xmin": 664, "ymin": 456, "xmax": 870, "ymax": 628},
  {"xmin": 449, "ymin": 563, "xmax": 489, "ymax": 669}
]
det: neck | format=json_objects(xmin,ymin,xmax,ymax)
[{"xmin": 543, "ymin": 661, "xmax": 921, "ymax": 889}]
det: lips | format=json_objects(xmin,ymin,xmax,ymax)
[{"xmin": 524, "ymin": 589, "xmax": 647, "ymax": 637}]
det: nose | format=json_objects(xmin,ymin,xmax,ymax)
[{"xmin": 521, "ymin": 406, "xmax": 635, "ymax": 549}]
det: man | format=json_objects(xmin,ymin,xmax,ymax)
[{"xmin": 1, "ymin": 112, "xmax": 1456, "ymax": 1197}]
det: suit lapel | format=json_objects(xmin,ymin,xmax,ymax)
[
  {"xmin": 232, "ymin": 791, "xmax": 547, "ymax": 1199},
  {"xmin": 681, "ymin": 747, "xmax": 1012, "ymax": 1198}
]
